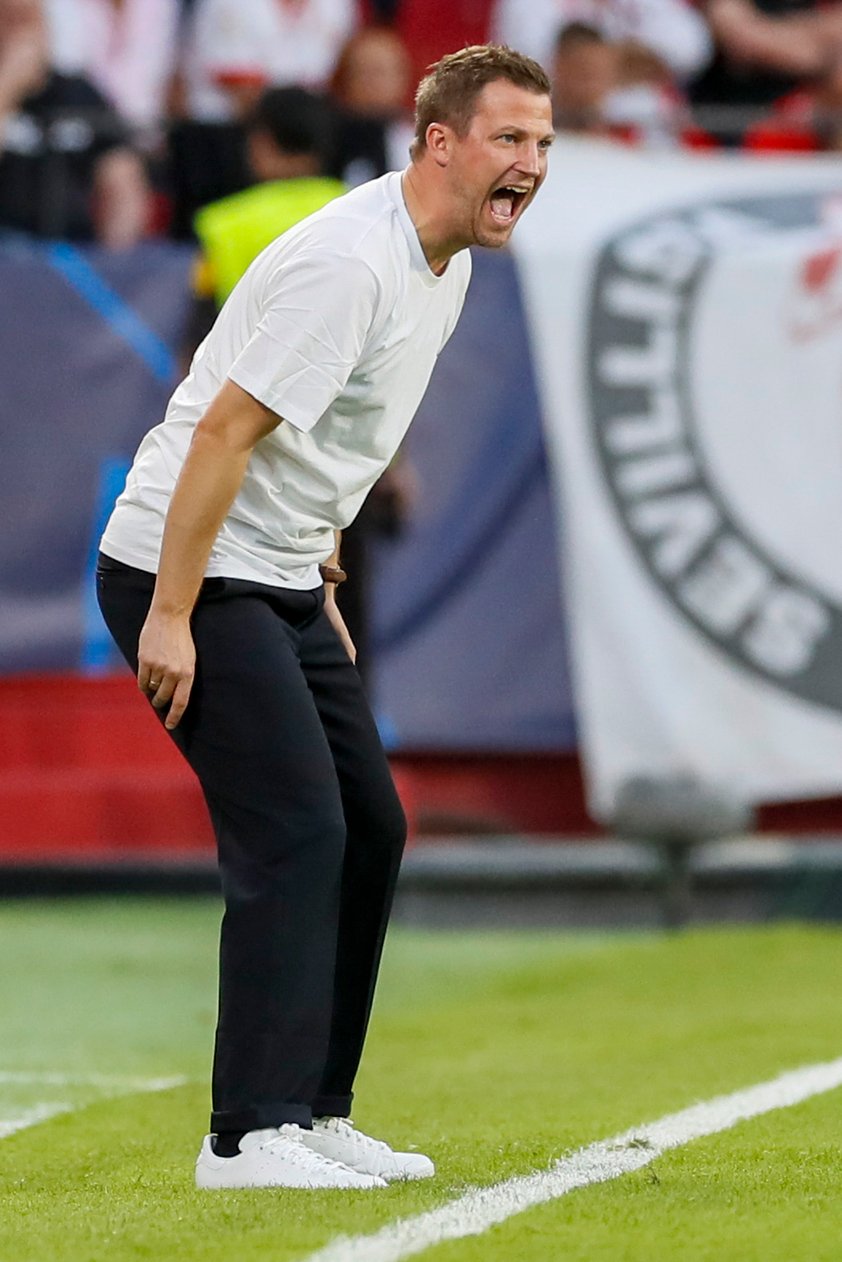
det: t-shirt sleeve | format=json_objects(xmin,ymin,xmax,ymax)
[{"xmin": 228, "ymin": 250, "xmax": 383, "ymax": 433}]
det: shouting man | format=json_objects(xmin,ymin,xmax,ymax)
[{"xmin": 97, "ymin": 44, "xmax": 553, "ymax": 1191}]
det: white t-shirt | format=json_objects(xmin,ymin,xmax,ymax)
[{"xmin": 101, "ymin": 172, "xmax": 472, "ymax": 589}]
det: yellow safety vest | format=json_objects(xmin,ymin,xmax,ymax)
[{"xmin": 193, "ymin": 177, "xmax": 346, "ymax": 307}]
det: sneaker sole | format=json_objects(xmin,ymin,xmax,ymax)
[{"xmin": 196, "ymin": 1170, "xmax": 385, "ymax": 1190}]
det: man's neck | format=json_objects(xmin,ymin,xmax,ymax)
[{"xmin": 400, "ymin": 164, "xmax": 465, "ymax": 276}]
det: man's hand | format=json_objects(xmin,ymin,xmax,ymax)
[
  {"xmin": 324, "ymin": 587, "xmax": 356, "ymax": 664},
  {"xmin": 137, "ymin": 610, "xmax": 196, "ymax": 730},
  {"xmin": 135, "ymin": 379, "xmax": 281, "ymax": 731}
]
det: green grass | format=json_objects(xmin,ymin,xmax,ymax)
[{"xmin": 0, "ymin": 900, "xmax": 841, "ymax": 1260}]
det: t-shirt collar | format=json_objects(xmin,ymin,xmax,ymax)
[{"xmin": 390, "ymin": 170, "xmax": 446, "ymax": 287}]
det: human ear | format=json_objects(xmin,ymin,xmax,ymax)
[{"xmin": 426, "ymin": 122, "xmax": 452, "ymax": 167}]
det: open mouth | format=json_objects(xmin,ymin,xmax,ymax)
[{"xmin": 488, "ymin": 185, "xmax": 530, "ymax": 226}]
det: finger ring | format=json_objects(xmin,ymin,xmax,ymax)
[{"xmin": 149, "ymin": 679, "xmax": 161, "ymax": 688}]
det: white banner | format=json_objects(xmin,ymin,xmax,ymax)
[{"xmin": 512, "ymin": 138, "xmax": 842, "ymax": 815}]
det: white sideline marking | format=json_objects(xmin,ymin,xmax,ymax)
[
  {"xmin": 305, "ymin": 1056, "xmax": 842, "ymax": 1262},
  {"xmin": 0, "ymin": 1072, "xmax": 185, "ymax": 1090},
  {"xmin": 0, "ymin": 1104, "xmax": 74, "ymax": 1138},
  {"xmin": 0, "ymin": 1072, "xmax": 187, "ymax": 1140}
]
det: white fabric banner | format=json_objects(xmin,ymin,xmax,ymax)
[{"xmin": 512, "ymin": 138, "xmax": 842, "ymax": 815}]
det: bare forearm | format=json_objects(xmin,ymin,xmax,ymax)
[
  {"xmin": 326, "ymin": 530, "xmax": 342, "ymax": 569},
  {"xmin": 150, "ymin": 380, "xmax": 279, "ymax": 619},
  {"xmin": 136, "ymin": 427, "xmax": 243, "ymax": 731},
  {"xmin": 138, "ymin": 381, "xmax": 280, "ymax": 728},
  {"xmin": 707, "ymin": 0, "xmax": 829, "ymax": 74},
  {"xmin": 322, "ymin": 530, "xmax": 344, "ymax": 603},
  {"xmin": 322, "ymin": 530, "xmax": 356, "ymax": 662},
  {"xmin": 151, "ymin": 427, "xmax": 250, "ymax": 617}
]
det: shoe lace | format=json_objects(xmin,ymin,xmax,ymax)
[
  {"xmin": 321, "ymin": 1117, "xmax": 392, "ymax": 1157},
  {"xmin": 265, "ymin": 1124, "xmax": 353, "ymax": 1172}
]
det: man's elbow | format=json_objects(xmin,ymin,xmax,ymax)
[{"xmin": 194, "ymin": 380, "xmax": 285, "ymax": 453}]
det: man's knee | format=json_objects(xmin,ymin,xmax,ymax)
[
  {"xmin": 384, "ymin": 793, "xmax": 408, "ymax": 855},
  {"xmin": 213, "ymin": 793, "xmax": 347, "ymax": 890}
]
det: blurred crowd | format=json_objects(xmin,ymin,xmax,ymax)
[{"xmin": 2, "ymin": 0, "xmax": 842, "ymax": 251}]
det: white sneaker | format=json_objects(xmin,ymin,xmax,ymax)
[
  {"xmin": 195, "ymin": 1124, "xmax": 387, "ymax": 1189},
  {"xmin": 302, "ymin": 1116, "xmax": 435, "ymax": 1182}
]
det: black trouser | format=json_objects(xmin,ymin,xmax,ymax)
[{"xmin": 96, "ymin": 556, "xmax": 406, "ymax": 1133}]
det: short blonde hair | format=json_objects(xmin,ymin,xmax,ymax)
[{"xmin": 412, "ymin": 45, "xmax": 551, "ymax": 157}]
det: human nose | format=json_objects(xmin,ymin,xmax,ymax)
[{"xmin": 514, "ymin": 140, "xmax": 542, "ymax": 177}]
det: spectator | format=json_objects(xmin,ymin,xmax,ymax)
[
  {"xmin": 191, "ymin": 87, "xmax": 344, "ymax": 317},
  {"xmin": 182, "ymin": 0, "xmax": 359, "ymax": 122},
  {"xmin": 692, "ymin": 0, "xmax": 842, "ymax": 132},
  {"xmin": 551, "ymin": 22, "xmax": 618, "ymax": 135},
  {"xmin": 552, "ymin": 23, "xmax": 711, "ymax": 147},
  {"xmin": 0, "ymin": 0, "xmax": 150, "ymax": 246},
  {"xmin": 491, "ymin": 0, "xmax": 713, "ymax": 84},
  {"xmin": 44, "ymin": 0, "xmax": 180, "ymax": 134},
  {"xmin": 328, "ymin": 25, "xmax": 415, "ymax": 184},
  {"xmin": 608, "ymin": 39, "xmax": 700, "ymax": 146}
]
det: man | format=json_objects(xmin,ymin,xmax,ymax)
[
  {"xmin": 549, "ymin": 22, "xmax": 684, "ymax": 149},
  {"xmin": 188, "ymin": 84, "xmax": 400, "ymax": 681},
  {"xmin": 96, "ymin": 44, "xmax": 553, "ymax": 1191},
  {"xmin": 0, "ymin": 0, "xmax": 148, "ymax": 246},
  {"xmin": 191, "ymin": 85, "xmax": 345, "ymax": 317},
  {"xmin": 550, "ymin": 23, "xmax": 618, "ymax": 135}
]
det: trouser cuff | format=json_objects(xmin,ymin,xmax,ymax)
[
  {"xmin": 210, "ymin": 1102, "xmax": 313, "ymax": 1132},
  {"xmin": 311, "ymin": 1093, "xmax": 353, "ymax": 1118}
]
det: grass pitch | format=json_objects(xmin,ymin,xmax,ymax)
[{"xmin": 0, "ymin": 900, "xmax": 840, "ymax": 1261}]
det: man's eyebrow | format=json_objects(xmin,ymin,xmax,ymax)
[
  {"xmin": 493, "ymin": 123, "xmax": 557, "ymax": 137},
  {"xmin": 494, "ymin": 124, "xmax": 554, "ymax": 137}
]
